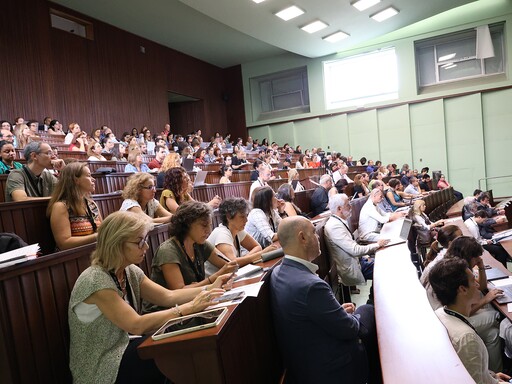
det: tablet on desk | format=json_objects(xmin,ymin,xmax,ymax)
[{"xmin": 152, "ymin": 307, "xmax": 228, "ymax": 341}]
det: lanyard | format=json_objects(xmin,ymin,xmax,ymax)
[
  {"xmin": 331, "ymin": 215, "xmax": 354, "ymax": 240},
  {"xmin": 174, "ymin": 238, "xmax": 205, "ymax": 282},
  {"xmin": 443, "ymin": 308, "xmax": 476, "ymax": 333},
  {"xmin": 109, "ymin": 270, "xmax": 134, "ymax": 308}
]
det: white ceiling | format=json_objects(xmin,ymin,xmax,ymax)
[{"xmin": 50, "ymin": 0, "xmax": 479, "ymax": 68}]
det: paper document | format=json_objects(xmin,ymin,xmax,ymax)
[{"xmin": 0, "ymin": 244, "xmax": 39, "ymax": 268}]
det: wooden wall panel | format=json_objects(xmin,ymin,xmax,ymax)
[{"xmin": 0, "ymin": 0, "xmax": 246, "ymax": 141}]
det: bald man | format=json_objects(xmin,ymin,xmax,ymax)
[{"xmin": 269, "ymin": 216, "xmax": 378, "ymax": 384}]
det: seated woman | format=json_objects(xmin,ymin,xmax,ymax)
[
  {"xmin": 160, "ymin": 167, "xmax": 221, "ymax": 214},
  {"xmin": 385, "ymin": 179, "xmax": 414, "ymax": 211},
  {"xmin": 194, "ymin": 148, "xmax": 206, "ymax": 164},
  {"xmin": 437, "ymin": 174, "xmax": 463, "ymax": 200},
  {"xmin": 410, "ymin": 199, "xmax": 444, "ymax": 246},
  {"xmin": 205, "ymin": 198, "xmax": 277, "ymax": 276},
  {"xmin": 156, "ymin": 152, "xmax": 181, "ymax": 188},
  {"xmin": 219, "ymin": 164, "xmax": 232, "ymax": 184},
  {"xmin": 352, "ymin": 174, "xmax": 369, "ymax": 198},
  {"xmin": 124, "ymin": 152, "xmax": 150, "ymax": 173},
  {"xmin": 288, "ymin": 168, "xmax": 305, "ymax": 192},
  {"xmin": 87, "ymin": 142, "xmax": 107, "ymax": 161},
  {"xmin": 120, "ymin": 173, "xmax": 172, "ymax": 224},
  {"xmin": 47, "ymin": 162, "xmax": 102, "ymax": 251},
  {"xmin": 276, "ymin": 183, "xmax": 302, "ymax": 217},
  {"xmin": 0, "ymin": 140, "xmax": 22, "ymax": 174},
  {"xmin": 245, "ymin": 186, "xmax": 285, "ymax": 248},
  {"xmin": 146, "ymin": 201, "xmax": 238, "ymax": 293},
  {"xmin": 69, "ymin": 211, "xmax": 226, "ymax": 383},
  {"xmin": 110, "ymin": 142, "xmax": 126, "ymax": 161}
]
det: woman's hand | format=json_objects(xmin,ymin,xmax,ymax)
[
  {"xmin": 189, "ymin": 288, "xmax": 225, "ymax": 313},
  {"xmin": 212, "ymin": 273, "xmax": 235, "ymax": 291},
  {"xmin": 215, "ymin": 260, "xmax": 238, "ymax": 278},
  {"xmin": 208, "ymin": 195, "xmax": 221, "ymax": 209},
  {"xmin": 262, "ymin": 244, "xmax": 278, "ymax": 253}
]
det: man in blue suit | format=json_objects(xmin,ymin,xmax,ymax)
[{"xmin": 270, "ymin": 216, "xmax": 376, "ymax": 384}]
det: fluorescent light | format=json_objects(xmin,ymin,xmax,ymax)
[
  {"xmin": 252, "ymin": 0, "xmax": 266, "ymax": 3},
  {"xmin": 275, "ymin": 6, "xmax": 304, "ymax": 21},
  {"xmin": 370, "ymin": 7, "xmax": 399, "ymax": 22},
  {"xmin": 438, "ymin": 53, "xmax": 456, "ymax": 62},
  {"xmin": 323, "ymin": 31, "xmax": 350, "ymax": 43},
  {"xmin": 441, "ymin": 62, "xmax": 454, "ymax": 68},
  {"xmin": 301, "ymin": 20, "xmax": 328, "ymax": 34},
  {"xmin": 352, "ymin": 0, "xmax": 381, "ymax": 12},
  {"xmin": 444, "ymin": 64, "xmax": 457, "ymax": 70}
]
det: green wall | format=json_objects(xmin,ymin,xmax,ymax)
[{"xmin": 243, "ymin": 0, "xmax": 512, "ymax": 196}]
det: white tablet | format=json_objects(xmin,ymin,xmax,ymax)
[{"xmin": 152, "ymin": 307, "xmax": 228, "ymax": 341}]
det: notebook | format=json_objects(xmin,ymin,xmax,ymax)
[
  {"xmin": 379, "ymin": 218, "xmax": 412, "ymax": 246},
  {"xmin": 193, "ymin": 170, "xmax": 208, "ymax": 187}
]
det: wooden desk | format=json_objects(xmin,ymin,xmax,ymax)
[
  {"xmin": 138, "ymin": 257, "xmax": 283, "ymax": 384},
  {"xmin": 374, "ymin": 243, "xmax": 474, "ymax": 383}
]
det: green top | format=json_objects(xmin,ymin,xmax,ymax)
[
  {"xmin": 68, "ymin": 265, "xmax": 145, "ymax": 384},
  {"xmin": 0, "ymin": 160, "xmax": 22, "ymax": 174},
  {"xmin": 143, "ymin": 237, "xmax": 213, "ymax": 313},
  {"xmin": 5, "ymin": 165, "xmax": 57, "ymax": 202}
]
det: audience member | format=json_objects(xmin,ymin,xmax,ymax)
[
  {"xmin": 219, "ymin": 164, "xmax": 232, "ymax": 184},
  {"xmin": 110, "ymin": 143, "xmax": 126, "ymax": 161},
  {"xmin": 0, "ymin": 140, "xmax": 22, "ymax": 174},
  {"xmin": 249, "ymin": 166, "xmax": 271, "ymax": 200},
  {"xmin": 475, "ymin": 192, "xmax": 505, "ymax": 218},
  {"xmin": 245, "ymin": 186, "xmax": 284, "ymax": 248},
  {"xmin": 124, "ymin": 153, "xmax": 150, "ymax": 173},
  {"xmin": 310, "ymin": 174, "xmax": 333, "ymax": 217},
  {"xmin": 5, "ymin": 142, "xmax": 65, "ymax": 202},
  {"xmin": 147, "ymin": 145, "xmax": 166, "ymax": 170},
  {"xmin": 410, "ymin": 199, "xmax": 444, "ymax": 246},
  {"xmin": 419, "ymin": 173, "xmax": 432, "ymax": 192},
  {"xmin": 144, "ymin": 201, "xmax": 237, "ymax": 296},
  {"xmin": 358, "ymin": 188, "xmax": 406, "ymax": 242},
  {"xmin": 87, "ymin": 142, "xmax": 107, "ymax": 161},
  {"xmin": 276, "ymin": 183, "xmax": 302, "ymax": 217},
  {"xmin": 205, "ymin": 198, "xmax": 276, "ymax": 276},
  {"xmin": 430, "ymin": 257, "xmax": 510, "ymax": 382},
  {"xmin": 120, "ymin": 173, "xmax": 172, "ymax": 224},
  {"xmin": 437, "ymin": 174, "xmax": 463, "ymax": 200},
  {"xmin": 68, "ymin": 211, "xmax": 224, "ymax": 384},
  {"xmin": 270, "ymin": 216, "xmax": 379, "ymax": 384},
  {"xmin": 47, "ymin": 162, "xmax": 101, "ymax": 251},
  {"xmin": 288, "ymin": 168, "xmax": 305, "ymax": 192}
]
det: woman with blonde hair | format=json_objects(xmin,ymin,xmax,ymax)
[
  {"xmin": 68, "ymin": 211, "xmax": 226, "ymax": 383},
  {"xmin": 124, "ymin": 152, "xmax": 149, "ymax": 173},
  {"xmin": 120, "ymin": 173, "xmax": 171, "ymax": 224},
  {"xmin": 47, "ymin": 162, "xmax": 102, "ymax": 251},
  {"xmin": 287, "ymin": 168, "xmax": 304, "ymax": 192},
  {"xmin": 156, "ymin": 152, "xmax": 181, "ymax": 188},
  {"xmin": 410, "ymin": 199, "xmax": 444, "ymax": 244}
]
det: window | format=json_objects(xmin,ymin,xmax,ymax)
[
  {"xmin": 415, "ymin": 23, "xmax": 505, "ymax": 88},
  {"xmin": 323, "ymin": 48, "xmax": 398, "ymax": 110},
  {"xmin": 250, "ymin": 67, "xmax": 310, "ymax": 120}
]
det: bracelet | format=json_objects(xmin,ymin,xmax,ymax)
[
  {"xmin": 174, "ymin": 304, "xmax": 183, "ymax": 317},
  {"xmin": 207, "ymin": 276, "xmax": 212, "ymax": 284}
]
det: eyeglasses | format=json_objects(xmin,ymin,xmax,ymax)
[
  {"xmin": 128, "ymin": 235, "xmax": 149, "ymax": 249},
  {"xmin": 39, "ymin": 150, "xmax": 54, "ymax": 156},
  {"xmin": 141, "ymin": 185, "xmax": 156, "ymax": 190}
]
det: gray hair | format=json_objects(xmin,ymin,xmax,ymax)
[
  {"xmin": 23, "ymin": 141, "xmax": 42, "ymax": 163},
  {"xmin": 328, "ymin": 193, "xmax": 349, "ymax": 213},
  {"xmin": 219, "ymin": 198, "xmax": 249, "ymax": 226},
  {"xmin": 320, "ymin": 174, "xmax": 332, "ymax": 186}
]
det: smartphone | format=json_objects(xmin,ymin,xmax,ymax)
[{"xmin": 211, "ymin": 290, "xmax": 245, "ymax": 304}]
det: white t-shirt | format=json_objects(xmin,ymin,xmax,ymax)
[
  {"xmin": 120, "ymin": 198, "xmax": 159, "ymax": 218},
  {"xmin": 204, "ymin": 224, "xmax": 247, "ymax": 276}
]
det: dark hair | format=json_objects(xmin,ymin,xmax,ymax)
[
  {"xmin": 49, "ymin": 120, "xmax": 58, "ymax": 128},
  {"xmin": 388, "ymin": 179, "xmax": 400, "ymax": 188},
  {"xmin": 429, "ymin": 258, "xmax": 470, "ymax": 306},
  {"xmin": 359, "ymin": 157, "xmax": 367, "ymax": 165},
  {"xmin": 473, "ymin": 189, "xmax": 482, "ymax": 197},
  {"xmin": 163, "ymin": 167, "xmax": 188, "ymax": 205},
  {"xmin": 445, "ymin": 236, "xmax": 483, "ymax": 264},
  {"xmin": 422, "ymin": 174, "xmax": 431, "ymax": 180},
  {"xmin": 0, "ymin": 140, "xmax": 12, "ymax": 152},
  {"xmin": 169, "ymin": 201, "xmax": 211, "ymax": 242},
  {"xmin": 424, "ymin": 225, "xmax": 462, "ymax": 267},
  {"xmin": 218, "ymin": 198, "xmax": 248, "ymax": 226},
  {"xmin": 475, "ymin": 210, "xmax": 488, "ymax": 219},
  {"xmin": 252, "ymin": 159, "xmax": 263, "ymax": 170},
  {"xmin": 252, "ymin": 186, "xmax": 274, "ymax": 216},
  {"xmin": 276, "ymin": 184, "xmax": 293, "ymax": 202},
  {"xmin": 477, "ymin": 192, "xmax": 490, "ymax": 202},
  {"xmin": 154, "ymin": 145, "xmax": 165, "ymax": 154},
  {"xmin": 219, "ymin": 164, "xmax": 232, "ymax": 176}
]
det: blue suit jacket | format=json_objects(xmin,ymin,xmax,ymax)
[{"xmin": 270, "ymin": 258, "xmax": 368, "ymax": 384}]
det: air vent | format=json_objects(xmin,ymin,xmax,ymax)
[{"xmin": 50, "ymin": 9, "xmax": 93, "ymax": 40}]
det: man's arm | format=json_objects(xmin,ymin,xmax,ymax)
[{"xmin": 307, "ymin": 280, "xmax": 360, "ymax": 341}]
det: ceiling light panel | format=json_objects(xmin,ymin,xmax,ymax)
[
  {"xmin": 252, "ymin": 0, "xmax": 266, "ymax": 3},
  {"xmin": 371, "ymin": 7, "xmax": 399, "ymax": 22},
  {"xmin": 323, "ymin": 31, "xmax": 350, "ymax": 43},
  {"xmin": 352, "ymin": 0, "xmax": 381, "ymax": 12},
  {"xmin": 301, "ymin": 20, "xmax": 328, "ymax": 34},
  {"xmin": 275, "ymin": 6, "xmax": 305, "ymax": 21}
]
